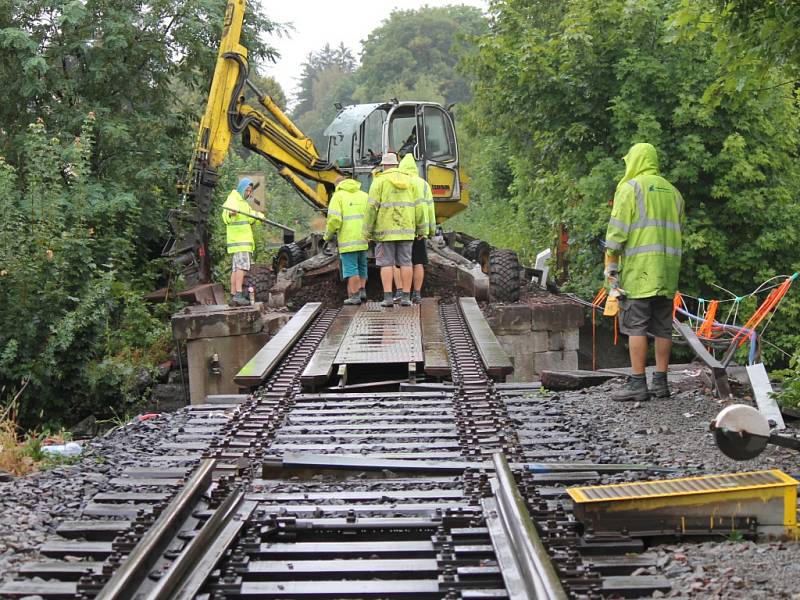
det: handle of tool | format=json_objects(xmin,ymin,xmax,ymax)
[{"xmin": 225, "ymin": 207, "xmax": 294, "ymax": 234}]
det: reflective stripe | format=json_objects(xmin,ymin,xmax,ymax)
[
  {"xmin": 328, "ymin": 209, "xmax": 342, "ymax": 217},
  {"xmin": 630, "ymin": 218, "xmax": 682, "ymax": 232},
  {"xmin": 339, "ymin": 239, "xmax": 367, "ymax": 248},
  {"xmin": 368, "ymin": 198, "xmax": 379, "ymax": 206},
  {"xmin": 605, "ymin": 239, "xmax": 623, "ymax": 250},
  {"xmin": 628, "ymin": 180, "xmax": 646, "ymax": 221},
  {"xmin": 342, "ymin": 214, "xmax": 364, "ymax": 221},
  {"xmin": 374, "ymin": 228, "xmax": 415, "ymax": 236},
  {"xmin": 380, "ymin": 201, "xmax": 416, "ymax": 208},
  {"xmin": 227, "ymin": 241, "xmax": 252, "ymax": 248},
  {"xmin": 608, "ymin": 217, "xmax": 629, "ymax": 233},
  {"xmin": 227, "ymin": 221, "xmax": 251, "ymax": 226},
  {"xmin": 624, "ymin": 244, "xmax": 682, "ymax": 257}
]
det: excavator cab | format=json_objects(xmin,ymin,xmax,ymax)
[{"xmin": 324, "ymin": 101, "xmax": 468, "ymax": 223}]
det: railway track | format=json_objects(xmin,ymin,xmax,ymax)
[{"xmin": 1, "ymin": 300, "xmax": 672, "ymax": 599}]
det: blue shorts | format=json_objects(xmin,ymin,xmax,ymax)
[{"xmin": 340, "ymin": 250, "xmax": 368, "ymax": 279}]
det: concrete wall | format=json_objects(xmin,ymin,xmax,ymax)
[
  {"xmin": 172, "ymin": 304, "xmax": 290, "ymax": 404},
  {"xmin": 485, "ymin": 299, "xmax": 584, "ymax": 382}
]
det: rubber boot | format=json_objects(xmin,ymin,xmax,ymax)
[
  {"xmin": 399, "ymin": 291, "xmax": 412, "ymax": 307},
  {"xmin": 359, "ymin": 287, "xmax": 367, "ymax": 302},
  {"xmin": 381, "ymin": 292, "xmax": 394, "ymax": 307},
  {"xmin": 343, "ymin": 293, "xmax": 361, "ymax": 306},
  {"xmin": 651, "ymin": 371, "xmax": 671, "ymax": 398},
  {"xmin": 411, "ymin": 291, "xmax": 422, "ymax": 304},
  {"xmin": 611, "ymin": 374, "xmax": 650, "ymax": 402}
]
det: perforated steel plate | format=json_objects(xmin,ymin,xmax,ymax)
[
  {"xmin": 568, "ymin": 469, "xmax": 797, "ymax": 503},
  {"xmin": 334, "ymin": 303, "xmax": 423, "ymax": 365}
]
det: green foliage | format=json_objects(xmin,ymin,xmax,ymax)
[
  {"xmin": 0, "ymin": 118, "xmax": 173, "ymax": 428},
  {"xmin": 353, "ymin": 6, "xmax": 486, "ymax": 105},
  {"xmin": 672, "ymin": 0, "xmax": 800, "ymax": 102},
  {"xmin": 0, "ymin": 0, "xmax": 280, "ymax": 266},
  {"xmin": 773, "ymin": 352, "xmax": 800, "ymax": 409},
  {"xmin": 463, "ymin": 0, "xmax": 800, "ymax": 364},
  {"xmin": 290, "ymin": 6, "xmax": 487, "ymax": 149}
]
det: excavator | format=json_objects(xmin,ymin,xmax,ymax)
[{"xmin": 163, "ymin": 0, "xmax": 521, "ymax": 306}]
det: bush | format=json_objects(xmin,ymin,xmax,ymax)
[{"xmin": 0, "ymin": 117, "xmax": 172, "ymax": 429}]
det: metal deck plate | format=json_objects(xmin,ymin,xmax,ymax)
[{"xmin": 334, "ymin": 303, "xmax": 423, "ymax": 365}]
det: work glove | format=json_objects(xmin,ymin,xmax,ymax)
[
  {"xmin": 322, "ymin": 237, "xmax": 337, "ymax": 256},
  {"xmin": 603, "ymin": 256, "xmax": 619, "ymax": 289},
  {"xmin": 603, "ymin": 287, "xmax": 621, "ymax": 317}
]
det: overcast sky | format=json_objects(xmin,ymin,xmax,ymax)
[{"xmin": 257, "ymin": 0, "xmax": 489, "ymax": 105}]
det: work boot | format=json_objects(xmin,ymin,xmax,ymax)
[
  {"xmin": 381, "ymin": 292, "xmax": 394, "ymax": 307},
  {"xmin": 230, "ymin": 292, "xmax": 249, "ymax": 307},
  {"xmin": 651, "ymin": 371, "xmax": 671, "ymax": 398},
  {"xmin": 399, "ymin": 291, "xmax": 412, "ymax": 307},
  {"xmin": 343, "ymin": 294, "xmax": 361, "ymax": 306},
  {"xmin": 411, "ymin": 291, "xmax": 422, "ymax": 304},
  {"xmin": 611, "ymin": 374, "xmax": 650, "ymax": 402},
  {"xmin": 359, "ymin": 287, "xmax": 367, "ymax": 302}
]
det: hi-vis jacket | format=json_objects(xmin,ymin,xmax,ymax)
[
  {"xmin": 605, "ymin": 143, "xmax": 684, "ymax": 298},
  {"xmin": 399, "ymin": 154, "xmax": 435, "ymax": 237},
  {"xmin": 222, "ymin": 181, "xmax": 264, "ymax": 254},
  {"xmin": 324, "ymin": 179, "xmax": 368, "ymax": 253},
  {"xmin": 363, "ymin": 167, "xmax": 427, "ymax": 242}
]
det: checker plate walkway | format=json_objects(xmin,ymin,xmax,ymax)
[{"xmin": 334, "ymin": 303, "xmax": 423, "ymax": 365}]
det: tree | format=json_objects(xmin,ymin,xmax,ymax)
[
  {"xmin": 292, "ymin": 43, "xmax": 358, "ymax": 149},
  {"xmin": 354, "ymin": 5, "xmax": 486, "ymax": 105},
  {"xmin": 0, "ymin": 0, "xmax": 280, "ymax": 267},
  {"xmin": 672, "ymin": 0, "xmax": 800, "ymax": 99},
  {"xmin": 463, "ymin": 0, "xmax": 800, "ymax": 363}
]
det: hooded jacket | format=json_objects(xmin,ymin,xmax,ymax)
[
  {"xmin": 324, "ymin": 179, "xmax": 369, "ymax": 253},
  {"xmin": 605, "ymin": 143, "xmax": 684, "ymax": 298},
  {"xmin": 399, "ymin": 154, "xmax": 435, "ymax": 237},
  {"xmin": 363, "ymin": 167, "xmax": 427, "ymax": 242},
  {"xmin": 221, "ymin": 178, "xmax": 264, "ymax": 254}
]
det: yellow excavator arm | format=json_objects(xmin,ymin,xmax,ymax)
[
  {"xmin": 166, "ymin": 0, "xmax": 339, "ymax": 286},
  {"xmin": 188, "ymin": 0, "xmax": 338, "ymax": 209}
]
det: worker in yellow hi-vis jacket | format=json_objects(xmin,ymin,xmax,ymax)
[{"xmin": 222, "ymin": 177, "xmax": 264, "ymax": 306}]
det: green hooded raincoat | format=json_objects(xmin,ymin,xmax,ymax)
[
  {"xmin": 324, "ymin": 179, "xmax": 369, "ymax": 252},
  {"xmin": 398, "ymin": 154, "xmax": 435, "ymax": 237},
  {"xmin": 605, "ymin": 143, "xmax": 684, "ymax": 298},
  {"xmin": 363, "ymin": 166, "xmax": 426, "ymax": 242},
  {"xmin": 222, "ymin": 186, "xmax": 264, "ymax": 254}
]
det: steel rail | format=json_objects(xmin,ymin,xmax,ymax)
[
  {"xmin": 489, "ymin": 452, "xmax": 568, "ymax": 600},
  {"xmin": 95, "ymin": 458, "xmax": 216, "ymax": 600},
  {"xmin": 146, "ymin": 489, "xmax": 257, "ymax": 600}
]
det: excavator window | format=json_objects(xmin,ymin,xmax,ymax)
[
  {"xmin": 388, "ymin": 108, "xmax": 417, "ymax": 158},
  {"xmin": 422, "ymin": 106, "xmax": 457, "ymax": 163},
  {"xmin": 358, "ymin": 109, "xmax": 386, "ymax": 166},
  {"xmin": 328, "ymin": 131, "xmax": 352, "ymax": 168}
]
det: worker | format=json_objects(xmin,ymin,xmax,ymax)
[
  {"xmin": 222, "ymin": 177, "xmax": 264, "ymax": 307},
  {"xmin": 604, "ymin": 143, "xmax": 684, "ymax": 401},
  {"xmin": 399, "ymin": 154, "xmax": 435, "ymax": 303},
  {"xmin": 363, "ymin": 152, "xmax": 427, "ymax": 307},
  {"xmin": 398, "ymin": 126, "xmax": 417, "ymax": 158},
  {"xmin": 324, "ymin": 175, "xmax": 369, "ymax": 305}
]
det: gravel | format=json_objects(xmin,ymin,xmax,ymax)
[
  {"xmin": 558, "ymin": 370, "xmax": 800, "ymax": 598},
  {"xmin": 3, "ymin": 361, "xmax": 800, "ymax": 598},
  {"xmin": 0, "ymin": 411, "xmax": 194, "ymax": 581}
]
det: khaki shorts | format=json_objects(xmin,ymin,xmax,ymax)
[
  {"xmin": 619, "ymin": 296, "xmax": 673, "ymax": 339},
  {"xmin": 375, "ymin": 241, "xmax": 412, "ymax": 267}
]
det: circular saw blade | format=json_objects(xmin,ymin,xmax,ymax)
[{"xmin": 712, "ymin": 404, "xmax": 770, "ymax": 461}]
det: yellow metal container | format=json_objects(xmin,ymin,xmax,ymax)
[{"xmin": 568, "ymin": 470, "xmax": 798, "ymax": 537}]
